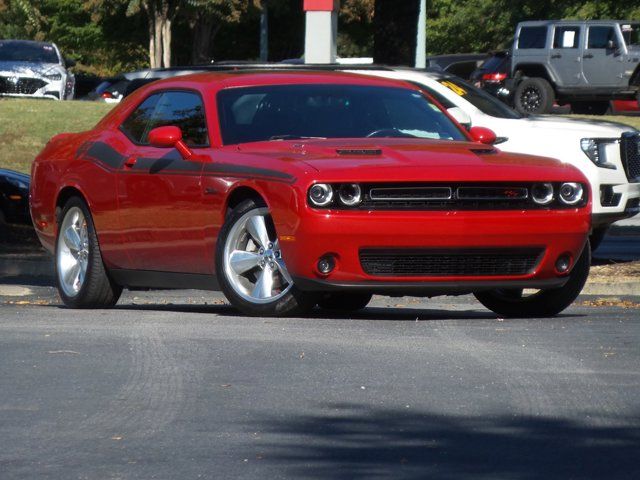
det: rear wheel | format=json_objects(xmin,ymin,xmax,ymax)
[
  {"xmin": 474, "ymin": 241, "xmax": 590, "ymax": 317},
  {"xmin": 317, "ymin": 292, "xmax": 373, "ymax": 312},
  {"xmin": 514, "ymin": 77, "xmax": 555, "ymax": 115},
  {"xmin": 216, "ymin": 199, "xmax": 317, "ymax": 317},
  {"xmin": 55, "ymin": 197, "xmax": 122, "ymax": 308}
]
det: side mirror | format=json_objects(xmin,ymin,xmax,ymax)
[
  {"xmin": 469, "ymin": 126, "xmax": 497, "ymax": 145},
  {"xmin": 148, "ymin": 126, "xmax": 194, "ymax": 160},
  {"xmin": 447, "ymin": 107, "xmax": 472, "ymax": 128},
  {"xmin": 606, "ymin": 39, "xmax": 618, "ymax": 50}
]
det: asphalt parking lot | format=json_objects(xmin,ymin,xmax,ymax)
[{"xmin": 1, "ymin": 227, "xmax": 639, "ymax": 479}]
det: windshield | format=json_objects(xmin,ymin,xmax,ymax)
[
  {"xmin": 437, "ymin": 77, "xmax": 522, "ymax": 119},
  {"xmin": 0, "ymin": 42, "xmax": 59, "ymax": 63},
  {"xmin": 620, "ymin": 23, "xmax": 640, "ymax": 47},
  {"xmin": 217, "ymin": 84, "xmax": 467, "ymax": 145}
]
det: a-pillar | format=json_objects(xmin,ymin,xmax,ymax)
[{"xmin": 303, "ymin": 0, "xmax": 339, "ymax": 64}]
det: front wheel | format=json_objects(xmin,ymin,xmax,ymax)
[
  {"xmin": 474, "ymin": 241, "xmax": 590, "ymax": 318},
  {"xmin": 216, "ymin": 199, "xmax": 317, "ymax": 317}
]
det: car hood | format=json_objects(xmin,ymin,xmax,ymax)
[
  {"xmin": 236, "ymin": 138, "xmax": 582, "ymax": 183},
  {"xmin": 0, "ymin": 61, "xmax": 64, "ymax": 78},
  {"xmin": 519, "ymin": 114, "xmax": 636, "ymax": 137}
]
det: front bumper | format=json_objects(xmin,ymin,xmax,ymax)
[
  {"xmin": 0, "ymin": 75, "xmax": 63, "ymax": 100},
  {"xmin": 278, "ymin": 208, "xmax": 590, "ymax": 293}
]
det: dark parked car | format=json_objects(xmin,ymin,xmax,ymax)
[
  {"xmin": 426, "ymin": 53, "xmax": 490, "ymax": 80},
  {"xmin": 0, "ymin": 169, "xmax": 31, "ymax": 225},
  {"xmin": 470, "ymin": 50, "xmax": 512, "ymax": 102}
]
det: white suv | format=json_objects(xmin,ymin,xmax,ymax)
[{"xmin": 351, "ymin": 68, "xmax": 640, "ymax": 248}]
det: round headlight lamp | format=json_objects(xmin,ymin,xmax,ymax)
[
  {"xmin": 338, "ymin": 183, "xmax": 362, "ymax": 206},
  {"xmin": 531, "ymin": 183, "xmax": 554, "ymax": 205},
  {"xmin": 309, "ymin": 184, "xmax": 333, "ymax": 207},
  {"xmin": 559, "ymin": 182, "xmax": 584, "ymax": 205}
]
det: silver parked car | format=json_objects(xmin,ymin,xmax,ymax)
[{"xmin": 0, "ymin": 40, "xmax": 75, "ymax": 100}]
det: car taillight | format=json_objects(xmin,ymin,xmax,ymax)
[
  {"xmin": 482, "ymin": 73, "xmax": 507, "ymax": 83},
  {"xmin": 101, "ymin": 92, "xmax": 114, "ymax": 99}
]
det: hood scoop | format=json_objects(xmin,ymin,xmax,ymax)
[{"xmin": 336, "ymin": 148, "xmax": 382, "ymax": 156}]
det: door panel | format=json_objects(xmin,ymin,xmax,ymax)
[
  {"xmin": 549, "ymin": 25, "xmax": 583, "ymax": 86},
  {"xmin": 583, "ymin": 26, "xmax": 625, "ymax": 86},
  {"xmin": 117, "ymin": 145, "xmax": 209, "ymax": 273}
]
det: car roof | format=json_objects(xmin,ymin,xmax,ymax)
[
  {"xmin": 146, "ymin": 69, "xmax": 421, "ymax": 91},
  {"xmin": 518, "ymin": 20, "xmax": 638, "ymax": 27},
  {"xmin": 0, "ymin": 39, "xmax": 55, "ymax": 48}
]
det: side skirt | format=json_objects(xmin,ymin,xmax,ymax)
[{"xmin": 110, "ymin": 269, "xmax": 220, "ymax": 291}]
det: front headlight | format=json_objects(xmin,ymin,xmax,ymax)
[
  {"xmin": 580, "ymin": 138, "xmax": 617, "ymax": 169},
  {"xmin": 558, "ymin": 182, "xmax": 585, "ymax": 206},
  {"xmin": 44, "ymin": 73, "xmax": 62, "ymax": 81}
]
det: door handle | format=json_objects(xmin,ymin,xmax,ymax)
[
  {"xmin": 583, "ymin": 53, "xmax": 594, "ymax": 59},
  {"xmin": 124, "ymin": 156, "xmax": 137, "ymax": 168},
  {"xmin": 551, "ymin": 53, "xmax": 562, "ymax": 59}
]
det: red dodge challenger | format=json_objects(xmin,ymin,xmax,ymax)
[{"xmin": 30, "ymin": 71, "xmax": 591, "ymax": 317}]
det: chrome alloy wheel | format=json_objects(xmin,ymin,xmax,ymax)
[
  {"xmin": 223, "ymin": 207, "xmax": 293, "ymax": 304},
  {"xmin": 57, "ymin": 206, "xmax": 89, "ymax": 297}
]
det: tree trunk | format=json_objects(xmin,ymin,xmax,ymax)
[
  {"xmin": 162, "ymin": 17, "xmax": 171, "ymax": 67},
  {"xmin": 154, "ymin": 9, "xmax": 163, "ymax": 67}
]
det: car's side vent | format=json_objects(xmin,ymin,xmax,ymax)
[
  {"xmin": 336, "ymin": 149, "xmax": 383, "ymax": 156},
  {"xmin": 470, "ymin": 148, "xmax": 498, "ymax": 155}
]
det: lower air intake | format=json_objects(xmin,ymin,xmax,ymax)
[{"xmin": 359, "ymin": 248, "xmax": 543, "ymax": 277}]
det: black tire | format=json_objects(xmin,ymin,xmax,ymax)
[
  {"xmin": 55, "ymin": 197, "xmax": 122, "ymax": 308},
  {"xmin": 215, "ymin": 199, "xmax": 317, "ymax": 317},
  {"xmin": 589, "ymin": 226, "xmax": 609, "ymax": 252},
  {"xmin": 571, "ymin": 101, "xmax": 609, "ymax": 115},
  {"xmin": 514, "ymin": 77, "xmax": 555, "ymax": 115},
  {"xmin": 474, "ymin": 240, "xmax": 591, "ymax": 318},
  {"xmin": 317, "ymin": 292, "xmax": 373, "ymax": 312}
]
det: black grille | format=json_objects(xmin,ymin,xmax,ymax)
[
  {"xmin": 360, "ymin": 248, "xmax": 543, "ymax": 277},
  {"xmin": 620, "ymin": 132, "xmax": 640, "ymax": 181},
  {"xmin": 0, "ymin": 76, "xmax": 47, "ymax": 95},
  {"xmin": 359, "ymin": 183, "xmax": 539, "ymax": 210}
]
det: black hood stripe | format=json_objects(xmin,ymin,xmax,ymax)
[{"xmin": 76, "ymin": 141, "xmax": 296, "ymax": 183}]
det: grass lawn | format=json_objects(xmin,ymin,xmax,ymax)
[
  {"xmin": 0, "ymin": 98, "xmax": 113, "ymax": 174},
  {"xmin": 0, "ymin": 98, "xmax": 639, "ymax": 175}
]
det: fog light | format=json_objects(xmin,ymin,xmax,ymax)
[
  {"xmin": 317, "ymin": 255, "xmax": 336, "ymax": 275},
  {"xmin": 555, "ymin": 254, "xmax": 572, "ymax": 274}
]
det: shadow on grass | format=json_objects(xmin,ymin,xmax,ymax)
[{"xmin": 251, "ymin": 403, "xmax": 640, "ymax": 479}]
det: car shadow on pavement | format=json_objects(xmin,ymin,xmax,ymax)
[
  {"xmin": 108, "ymin": 303, "xmax": 584, "ymax": 322},
  {"xmin": 248, "ymin": 403, "xmax": 640, "ymax": 480}
]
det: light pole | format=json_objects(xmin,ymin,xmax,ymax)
[
  {"xmin": 260, "ymin": 0, "xmax": 269, "ymax": 62},
  {"xmin": 415, "ymin": 0, "xmax": 426, "ymax": 68},
  {"xmin": 304, "ymin": 0, "xmax": 339, "ymax": 64}
]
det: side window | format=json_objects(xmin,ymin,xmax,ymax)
[
  {"xmin": 120, "ymin": 93, "xmax": 161, "ymax": 143},
  {"xmin": 517, "ymin": 26, "xmax": 548, "ymax": 49},
  {"xmin": 588, "ymin": 26, "xmax": 617, "ymax": 49},
  {"xmin": 553, "ymin": 26, "xmax": 580, "ymax": 48},
  {"xmin": 120, "ymin": 91, "xmax": 209, "ymax": 147},
  {"xmin": 143, "ymin": 91, "xmax": 209, "ymax": 146}
]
